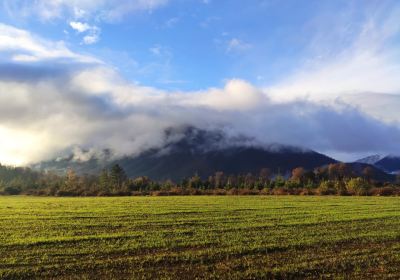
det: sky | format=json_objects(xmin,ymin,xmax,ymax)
[{"xmin": 0, "ymin": 0, "xmax": 400, "ymax": 165}]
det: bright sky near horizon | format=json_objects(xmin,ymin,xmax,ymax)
[{"xmin": 0, "ymin": 0, "xmax": 400, "ymax": 165}]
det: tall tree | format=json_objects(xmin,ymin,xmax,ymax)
[
  {"xmin": 65, "ymin": 169, "xmax": 78, "ymax": 191},
  {"xmin": 99, "ymin": 169, "xmax": 110, "ymax": 192},
  {"xmin": 109, "ymin": 164, "xmax": 127, "ymax": 191}
]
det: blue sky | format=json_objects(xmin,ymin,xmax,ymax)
[
  {"xmin": 0, "ymin": 0, "xmax": 400, "ymax": 165},
  {"xmin": 1, "ymin": 0, "xmax": 388, "ymax": 90}
]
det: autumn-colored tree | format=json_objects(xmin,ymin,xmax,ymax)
[
  {"xmin": 188, "ymin": 173, "xmax": 202, "ymax": 189},
  {"xmin": 328, "ymin": 163, "xmax": 351, "ymax": 180},
  {"xmin": 362, "ymin": 166, "xmax": 375, "ymax": 182},
  {"xmin": 214, "ymin": 171, "xmax": 225, "ymax": 188},
  {"xmin": 226, "ymin": 175, "xmax": 237, "ymax": 189},
  {"xmin": 243, "ymin": 173, "xmax": 255, "ymax": 189},
  {"xmin": 314, "ymin": 166, "xmax": 328, "ymax": 181},
  {"xmin": 65, "ymin": 169, "xmax": 78, "ymax": 191},
  {"xmin": 129, "ymin": 176, "xmax": 151, "ymax": 191},
  {"xmin": 338, "ymin": 163, "xmax": 352, "ymax": 179},
  {"xmin": 260, "ymin": 168, "xmax": 271, "ymax": 180},
  {"xmin": 291, "ymin": 167, "xmax": 306, "ymax": 183}
]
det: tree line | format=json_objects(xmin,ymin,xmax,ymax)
[{"xmin": 0, "ymin": 163, "xmax": 399, "ymax": 196}]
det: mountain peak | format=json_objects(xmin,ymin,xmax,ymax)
[{"xmin": 356, "ymin": 154, "xmax": 385, "ymax": 165}]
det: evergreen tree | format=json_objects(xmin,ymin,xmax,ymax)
[
  {"xmin": 109, "ymin": 164, "xmax": 127, "ymax": 191},
  {"xmin": 99, "ymin": 169, "xmax": 110, "ymax": 192}
]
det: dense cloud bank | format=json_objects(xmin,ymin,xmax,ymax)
[{"xmin": 1, "ymin": 23, "xmax": 400, "ymax": 165}]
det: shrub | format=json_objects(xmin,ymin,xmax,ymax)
[
  {"xmin": 151, "ymin": 190, "xmax": 170, "ymax": 196},
  {"xmin": 55, "ymin": 190, "xmax": 78, "ymax": 197},
  {"xmin": 316, "ymin": 181, "xmax": 335, "ymax": 195},
  {"xmin": 334, "ymin": 180, "xmax": 348, "ymax": 196},
  {"xmin": 271, "ymin": 187, "xmax": 289, "ymax": 195},
  {"xmin": 227, "ymin": 188, "xmax": 239, "ymax": 195},
  {"xmin": 237, "ymin": 188, "xmax": 259, "ymax": 195},
  {"xmin": 259, "ymin": 188, "xmax": 271, "ymax": 195},
  {"xmin": 2, "ymin": 186, "xmax": 21, "ymax": 195},
  {"xmin": 369, "ymin": 186, "xmax": 396, "ymax": 196},
  {"xmin": 285, "ymin": 180, "xmax": 301, "ymax": 189},
  {"xmin": 212, "ymin": 189, "xmax": 227, "ymax": 195},
  {"xmin": 346, "ymin": 178, "xmax": 371, "ymax": 196},
  {"xmin": 300, "ymin": 188, "xmax": 315, "ymax": 195}
]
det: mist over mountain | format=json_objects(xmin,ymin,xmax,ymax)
[{"xmin": 34, "ymin": 127, "xmax": 337, "ymax": 181}]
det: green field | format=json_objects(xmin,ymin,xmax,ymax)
[{"xmin": 1, "ymin": 196, "xmax": 400, "ymax": 279}]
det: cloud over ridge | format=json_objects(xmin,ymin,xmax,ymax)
[{"xmin": 1, "ymin": 23, "xmax": 400, "ymax": 165}]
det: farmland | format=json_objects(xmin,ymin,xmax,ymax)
[{"xmin": 0, "ymin": 196, "xmax": 400, "ymax": 279}]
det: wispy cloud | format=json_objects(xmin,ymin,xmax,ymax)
[
  {"xmin": 164, "ymin": 17, "xmax": 179, "ymax": 29},
  {"xmin": 3, "ymin": 0, "xmax": 169, "ymax": 22},
  {"xmin": 3, "ymin": 0, "xmax": 169, "ymax": 45},
  {"xmin": 0, "ymin": 23, "xmax": 100, "ymax": 63},
  {"xmin": 226, "ymin": 38, "xmax": 252, "ymax": 53},
  {"xmin": 199, "ymin": 16, "xmax": 220, "ymax": 28},
  {"xmin": 266, "ymin": 3, "xmax": 400, "ymax": 125}
]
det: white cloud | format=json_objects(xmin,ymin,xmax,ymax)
[
  {"xmin": 83, "ymin": 34, "xmax": 100, "ymax": 45},
  {"xmin": 3, "ymin": 0, "xmax": 169, "ymax": 22},
  {"xmin": 226, "ymin": 38, "xmax": 252, "ymax": 53},
  {"xmin": 182, "ymin": 80, "xmax": 265, "ymax": 111},
  {"xmin": 266, "ymin": 4, "xmax": 400, "ymax": 125},
  {"xmin": 149, "ymin": 46, "xmax": 162, "ymax": 56},
  {"xmin": 70, "ymin": 21, "xmax": 91, "ymax": 33},
  {"xmin": 164, "ymin": 17, "xmax": 179, "ymax": 28},
  {"xmin": 3, "ymin": 1, "xmax": 168, "ymax": 45},
  {"xmin": 1, "ymin": 23, "xmax": 400, "ymax": 166},
  {"xmin": 267, "ymin": 50, "xmax": 400, "ymax": 103},
  {"xmin": 0, "ymin": 23, "xmax": 100, "ymax": 63},
  {"xmin": 69, "ymin": 21, "xmax": 101, "ymax": 45}
]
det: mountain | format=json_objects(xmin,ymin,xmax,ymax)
[
  {"xmin": 34, "ymin": 128, "xmax": 337, "ymax": 181},
  {"xmin": 345, "ymin": 162, "xmax": 395, "ymax": 182},
  {"xmin": 375, "ymin": 156, "xmax": 400, "ymax": 174},
  {"xmin": 356, "ymin": 154, "xmax": 384, "ymax": 165},
  {"xmin": 356, "ymin": 154, "xmax": 400, "ymax": 174},
  {"xmin": 33, "ymin": 155, "xmax": 108, "ymax": 176}
]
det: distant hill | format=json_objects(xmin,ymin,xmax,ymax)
[
  {"xmin": 33, "ymin": 127, "xmax": 337, "ymax": 181},
  {"xmin": 356, "ymin": 154, "xmax": 384, "ymax": 165},
  {"xmin": 345, "ymin": 162, "xmax": 395, "ymax": 182},
  {"xmin": 375, "ymin": 156, "xmax": 400, "ymax": 174},
  {"xmin": 356, "ymin": 155, "xmax": 400, "ymax": 175}
]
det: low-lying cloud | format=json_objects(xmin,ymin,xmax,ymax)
[{"xmin": 1, "ymin": 23, "xmax": 400, "ymax": 165}]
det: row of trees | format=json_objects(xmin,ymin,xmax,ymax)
[{"xmin": 0, "ymin": 163, "xmax": 399, "ymax": 196}]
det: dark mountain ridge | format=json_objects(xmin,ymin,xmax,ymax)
[
  {"xmin": 375, "ymin": 156, "xmax": 400, "ymax": 174},
  {"xmin": 33, "ymin": 127, "xmax": 337, "ymax": 181}
]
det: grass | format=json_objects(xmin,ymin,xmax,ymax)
[{"xmin": 0, "ymin": 196, "xmax": 400, "ymax": 279}]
